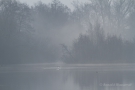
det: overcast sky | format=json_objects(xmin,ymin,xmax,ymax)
[{"xmin": 19, "ymin": 0, "xmax": 89, "ymax": 9}]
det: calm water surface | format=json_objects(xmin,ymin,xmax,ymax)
[{"xmin": 0, "ymin": 64, "xmax": 135, "ymax": 90}]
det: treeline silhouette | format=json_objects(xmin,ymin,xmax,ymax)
[
  {"xmin": 63, "ymin": 23, "xmax": 135, "ymax": 63},
  {"xmin": 0, "ymin": 0, "xmax": 135, "ymax": 64}
]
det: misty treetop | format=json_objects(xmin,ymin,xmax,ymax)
[{"xmin": 0, "ymin": 0, "xmax": 135, "ymax": 64}]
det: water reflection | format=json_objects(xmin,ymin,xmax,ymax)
[{"xmin": 0, "ymin": 65, "xmax": 135, "ymax": 90}]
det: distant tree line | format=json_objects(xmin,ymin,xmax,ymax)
[
  {"xmin": 0, "ymin": 0, "xmax": 135, "ymax": 64},
  {"xmin": 63, "ymin": 23, "xmax": 135, "ymax": 63},
  {"xmin": 63, "ymin": 0, "xmax": 135, "ymax": 63}
]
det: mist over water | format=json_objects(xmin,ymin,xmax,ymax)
[
  {"xmin": 0, "ymin": 69, "xmax": 135, "ymax": 90},
  {"xmin": 0, "ymin": 64, "xmax": 135, "ymax": 90},
  {"xmin": 0, "ymin": 0, "xmax": 135, "ymax": 90}
]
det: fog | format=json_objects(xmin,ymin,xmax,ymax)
[
  {"xmin": 0, "ymin": 0, "xmax": 135, "ymax": 90},
  {"xmin": 0, "ymin": 63, "xmax": 135, "ymax": 90}
]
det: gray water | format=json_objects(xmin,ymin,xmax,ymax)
[{"xmin": 0, "ymin": 64, "xmax": 135, "ymax": 90}]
